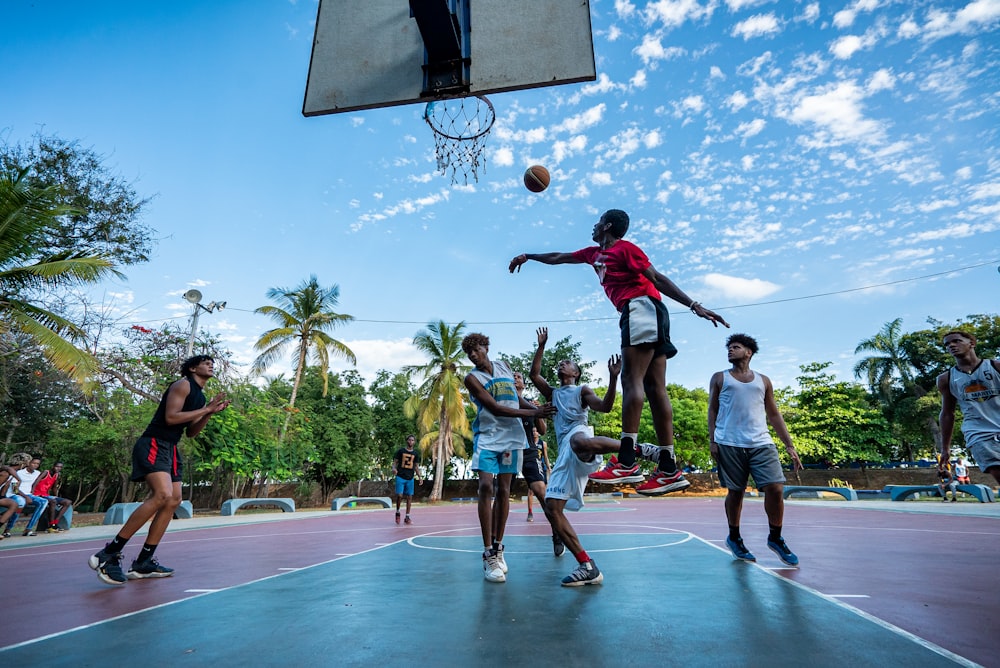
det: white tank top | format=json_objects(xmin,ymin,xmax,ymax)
[
  {"xmin": 469, "ymin": 359, "xmax": 526, "ymax": 452},
  {"xmin": 552, "ymin": 384, "xmax": 588, "ymax": 442},
  {"xmin": 713, "ymin": 370, "xmax": 773, "ymax": 448},
  {"xmin": 949, "ymin": 360, "xmax": 1000, "ymax": 444}
]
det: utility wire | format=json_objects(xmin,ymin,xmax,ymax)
[{"xmin": 117, "ymin": 259, "xmax": 999, "ymax": 328}]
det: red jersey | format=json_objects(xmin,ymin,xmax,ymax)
[
  {"xmin": 572, "ymin": 240, "xmax": 661, "ymax": 311},
  {"xmin": 33, "ymin": 470, "xmax": 57, "ymax": 496}
]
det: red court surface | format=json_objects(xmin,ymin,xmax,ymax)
[{"xmin": 0, "ymin": 497, "xmax": 995, "ymax": 666}]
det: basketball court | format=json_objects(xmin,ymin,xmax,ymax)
[{"xmin": 0, "ymin": 497, "xmax": 995, "ymax": 666}]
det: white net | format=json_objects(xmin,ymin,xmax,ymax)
[{"xmin": 424, "ymin": 95, "xmax": 495, "ymax": 185}]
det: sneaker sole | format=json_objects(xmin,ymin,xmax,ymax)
[
  {"xmin": 126, "ymin": 571, "xmax": 173, "ymax": 579},
  {"xmin": 89, "ymin": 554, "xmax": 128, "ymax": 585},
  {"xmin": 484, "ymin": 571, "xmax": 506, "ymax": 583},
  {"xmin": 561, "ymin": 573, "xmax": 604, "ymax": 587},
  {"xmin": 589, "ymin": 474, "xmax": 645, "ymax": 485},
  {"xmin": 767, "ymin": 544, "xmax": 799, "ymax": 567},
  {"xmin": 636, "ymin": 478, "xmax": 692, "ymax": 496}
]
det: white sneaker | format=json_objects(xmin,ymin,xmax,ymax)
[
  {"xmin": 495, "ymin": 544, "xmax": 508, "ymax": 574},
  {"xmin": 635, "ymin": 442, "xmax": 661, "ymax": 461},
  {"xmin": 483, "ymin": 551, "xmax": 506, "ymax": 583}
]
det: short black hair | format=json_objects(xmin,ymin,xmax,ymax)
[
  {"xmin": 601, "ymin": 209, "xmax": 630, "ymax": 238},
  {"xmin": 461, "ymin": 333, "xmax": 490, "ymax": 355},
  {"xmin": 181, "ymin": 354, "xmax": 214, "ymax": 377},
  {"xmin": 726, "ymin": 333, "xmax": 759, "ymax": 355}
]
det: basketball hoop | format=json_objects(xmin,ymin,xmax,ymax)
[{"xmin": 424, "ymin": 95, "xmax": 495, "ymax": 185}]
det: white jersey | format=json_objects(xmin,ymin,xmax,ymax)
[
  {"xmin": 949, "ymin": 360, "xmax": 1000, "ymax": 447},
  {"xmin": 469, "ymin": 359, "xmax": 526, "ymax": 453},
  {"xmin": 552, "ymin": 384, "xmax": 588, "ymax": 442},
  {"xmin": 713, "ymin": 370, "xmax": 773, "ymax": 449}
]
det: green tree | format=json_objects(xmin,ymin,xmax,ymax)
[
  {"xmin": 0, "ymin": 133, "xmax": 155, "ymax": 265},
  {"xmin": 0, "ymin": 167, "xmax": 122, "ymax": 384},
  {"xmin": 403, "ymin": 320, "xmax": 471, "ymax": 501},
  {"xmin": 782, "ymin": 363, "xmax": 895, "ymax": 466},
  {"xmin": 498, "ymin": 333, "xmax": 595, "ymax": 387},
  {"xmin": 252, "ymin": 275, "xmax": 356, "ymax": 440},
  {"xmin": 369, "ymin": 370, "xmax": 419, "ymax": 479}
]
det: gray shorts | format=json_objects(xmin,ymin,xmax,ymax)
[
  {"xmin": 716, "ymin": 443, "xmax": 786, "ymax": 490},
  {"xmin": 967, "ymin": 433, "xmax": 1000, "ymax": 473}
]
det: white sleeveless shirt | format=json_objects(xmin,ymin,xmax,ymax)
[
  {"xmin": 552, "ymin": 384, "xmax": 588, "ymax": 442},
  {"xmin": 949, "ymin": 360, "xmax": 1000, "ymax": 446},
  {"xmin": 713, "ymin": 370, "xmax": 773, "ymax": 448}
]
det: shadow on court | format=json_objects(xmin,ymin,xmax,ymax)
[{"xmin": 1, "ymin": 530, "xmax": 966, "ymax": 667}]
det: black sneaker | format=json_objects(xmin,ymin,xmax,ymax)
[
  {"xmin": 395, "ymin": 512, "xmax": 401, "ymax": 525},
  {"xmin": 552, "ymin": 534, "xmax": 565, "ymax": 557},
  {"xmin": 404, "ymin": 515, "xmax": 412, "ymax": 525},
  {"xmin": 561, "ymin": 559, "xmax": 603, "ymax": 587},
  {"xmin": 126, "ymin": 557, "xmax": 175, "ymax": 579},
  {"xmin": 89, "ymin": 547, "xmax": 127, "ymax": 585}
]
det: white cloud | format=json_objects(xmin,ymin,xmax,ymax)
[
  {"xmin": 797, "ymin": 3, "xmax": 820, "ymax": 23},
  {"xmin": 643, "ymin": 0, "xmax": 717, "ymax": 28},
  {"xmin": 732, "ymin": 13, "xmax": 782, "ymax": 40},
  {"xmin": 787, "ymin": 81, "xmax": 886, "ymax": 146},
  {"xmin": 866, "ymin": 68, "xmax": 895, "ymax": 93},
  {"xmin": 552, "ymin": 104, "xmax": 606, "ymax": 134},
  {"xmin": 736, "ymin": 118, "xmax": 766, "ymax": 140},
  {"xmin": 725, "ymin": 91, "xmax": 751, "ymax": 111},
  {"xmin": 635, "ymin": 34, "xmax": 687, "ymax": 65},
  {"xmin": 970, "ymin": 180, "xmax": 1000, "ymax": 199},
  {"xmin": 922, "ymin": 0, "xmax": 1000, "ymax": 41},
  {"xmin": 492, "ymin": 146, "xmax": 514, "ymax": 167},
  {"xmin": 328, "ymin": 338, "xmax": 425, "ymax": 386},
  {"xmin": 591, "ymin": 172, "xmax": 614, "ymax": 186},
  {"xmin": 702, "ymin": 273, "xmax": 782, "ymax": 300}
]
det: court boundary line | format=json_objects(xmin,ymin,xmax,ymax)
[{"xmin": 695, "ymin": 536, "xmax": 980, "ymax": 668}]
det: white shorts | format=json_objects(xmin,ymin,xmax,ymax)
[{"xmin": 545, "ymin": 425, "xmax": 601, "ymax": 511}]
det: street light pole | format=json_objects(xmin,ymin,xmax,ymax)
[{"xmin": 182, "ymin": 289, "xmax": 226, "ymax": 357}]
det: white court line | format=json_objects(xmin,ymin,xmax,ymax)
[
  {"xmin": 184, "ymin": 589, "xmax": 219, "ymax": 593},
  {"xmin": 277, "ymin": 568, "xmax": 300, "ymax": 571},
  {"xmin": 828, "ymin": 594, "xmax": 871, "ymax": 598}
]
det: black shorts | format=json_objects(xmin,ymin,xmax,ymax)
[
  {"xmin": 619, "ymin": 296, "xmax": 678, "ymax": 359},
  {"xmin": 131, "ymin": 436, "xmax": 184, "ymax": 483},
  {"xmin": 522, "ymin": 448, "xmax": 548, "ymax": 485}
]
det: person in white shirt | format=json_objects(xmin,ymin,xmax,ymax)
[
  {"xmin": 708, "ymin": 334, "xmax": 802, "ymax": 566},
  {"xmin": 4, "ymin": 457, "xmax": 48, "ymax": 537}
]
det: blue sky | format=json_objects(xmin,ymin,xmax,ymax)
[{"xmin": 3, "ymin": 0, "xmax": 999, "ymax": 392}]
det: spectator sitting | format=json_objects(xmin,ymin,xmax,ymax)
[
  {"xmin": 937, "ymin": 465, "xmax": 958, "ymax": 503},
  {"xmin": 34, "ymin": 461, "xmax": 72, "ymax": 532},
  {"xmin": 4, "ymin": 457, "xmax": 49, "ymax": 536},
  {"xmin": 953, "ymin": 457, "xmax": 971, "ymax": 485},
  {"xmin": 0, "ymin": 467, "xmax": 22, "ymax": 538}
]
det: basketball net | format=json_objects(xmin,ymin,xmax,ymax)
[{"xmin": 424, "ymin": 95, "xmax": 495, "ymax": 185}]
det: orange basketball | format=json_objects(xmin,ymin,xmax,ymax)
[{"xmin": 523, "ymin": 165, "xmax": 550, "ymax": 193}]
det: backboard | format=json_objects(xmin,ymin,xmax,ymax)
[{"xmin": 303, "ymin": 0, "xmax": 597, "ymax": 116}]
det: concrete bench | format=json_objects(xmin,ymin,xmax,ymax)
[
  {"xmin": 7, "ymin": 501, "xmax": 73, "ymax": 531},
  {"xmin": 783, "ymin": 485, "xmax": 858, "ymax": 501},
  {"xmin": 103, "ymin": 500, "xmax": 194, "ymax": 525},
  {"xmin": 888, "ymin": 484, "xmax": 997, "ymax": 503},
  {"xmin": 221, "ymin": 498, "xmax": 295, "ymax": 516},
  {"xmin": 331, "ymin": 496, "xmax": 392, "ymax": 511}
]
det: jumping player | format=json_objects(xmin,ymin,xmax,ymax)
[
  {"xmin": 510, "ymin": 209, "xmax": 729, "ymax": 495},
  {"xmin": 463, "ymin": 333, "xmax": 556, "ymax": 583},
  {"xmin": 529, "ymin": 327, "xmax": 622, "ymax": 586},
  {"xmin": 89, "ymin": 355, "xmax": 230, "ymax": 585}
]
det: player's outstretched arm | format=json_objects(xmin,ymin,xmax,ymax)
[
  {"xmin": 641, "ymin": 264, "xmax": 730, "ymax": 328},
  {"xmin": 529, "ymin": 327, "xmax": 554, "ymax": 401},
  {"xmin": 509, "ymin": 252, "xmax": 582, "ymax": 273},
  {"xmin": 583, "ymin": 354, "xmax": 621, "ymax": 413}
]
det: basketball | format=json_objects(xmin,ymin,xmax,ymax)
[{"xmin": 523, "ymin": 165, "xmax": 550, "ymax": 193}]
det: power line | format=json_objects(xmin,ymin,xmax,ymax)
[{"xmin": 115, "ymin": 259, "xmax": 998, "ymax": 328}]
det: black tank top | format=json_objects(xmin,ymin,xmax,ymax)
[{"xmin": 142, "ymin": 376, "xmax": 206, "ymax": 443}]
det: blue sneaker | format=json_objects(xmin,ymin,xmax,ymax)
[
  {"xmin": 726, "ymin": 537, "xmax": 756, "ymax": 562},
  {"xmin": 767, "ymin": 538, "xmax": 799, "ymax": 566}
]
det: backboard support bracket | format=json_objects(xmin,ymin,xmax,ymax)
[{"xmin": 409, "ymin": 0, "xmax": 470, "ymax": 97}]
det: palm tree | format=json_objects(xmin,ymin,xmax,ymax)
[
  {"xmin": 0, "ymin": 168, "xmax": 121, "ymax": 385},
  {"xmin": 252, "ymin": 275, "xmax": 356, "ymax": 440},
  {"xmin": 854, "ymin": 318, "xmax": 939, "ymax": 456},
  {"xmin": 402, "ymin": 320, "xmax": 471, "ymax": 501}
]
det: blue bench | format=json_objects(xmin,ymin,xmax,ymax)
[
  {"xmin": 221, "ymin": 498, "xmax": 295, "ymax": 516},
  {"xmin": 103, "ymin": 500, "xmax": 194, "ymax": 525},
  {"xmin": 7, "ymin": 500, "xmax": 73, "ymax": 531},
  {"xmin": 884, "ymin": 484, "xmax": 995, "ymax": 503},
  {"xmin": 331, "ymin": 496, "xmax": 392, "ymax": 511},
  {"xmin": 782, "ymin": 485, "xmax": 858, "ymax": 501}
]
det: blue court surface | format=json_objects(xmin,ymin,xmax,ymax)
[{"xmin": 0, "ymin": 510, "xmax": 977, "ymax": 667}]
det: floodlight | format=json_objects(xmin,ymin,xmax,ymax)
[{"xmin": 183, "ymin": 289, "xmax": 203, "ymax": 304}]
